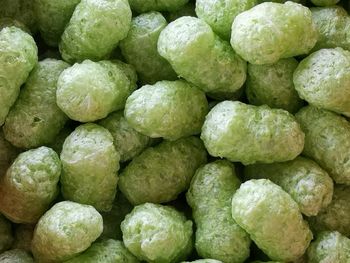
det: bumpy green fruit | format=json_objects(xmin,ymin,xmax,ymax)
[
  {"xmin": 186, "ymin": 160, "xmax": 251, "ymax": 263},
  {"xmin": 35, "ymin": 0, "xmax": 80, "ymax": 47},
  {"xmin": 129, "ymin": 0, "xmax": 189, "ymax": 13},
  {"xmin": 308, "ymin": 185, "xmax": 350, "ymax": 237},
  {"xmin": 231, "ymin": 179, "xmax": 313, "ymax": 262},
  {"xmin": 295, "ymin": 106, "xmax": 350, "ymax": 185},
  {"xmin": 158, "ymin": 17, "xmax": 246, "ymax": 97},
  {"xmin": 0, "ymin": 215, "xmax": 13, "ymax": 253},
  {"xmin": 121, "ymin": 203, "xmax": 193, "ymax": 263},
  {"xmin": 60, "ymin": 123, "xmax": 120, "ymax": 212},
  {"xmin": 201, "ymin": 101, "xmax": 304, "ymax": 165},
  {"xmin": 195, "ymin": 0, "xmax": 257, "ymax": 40},
  {"xmin": 245, "ymin": 156, "xmax": 334, "ymax": 216},
  {"xmin": 99, "ymin": 111, "xmax": 151, "ymax": 162},
  {"xmin": 119, "ymin": 137, "xmax": 207, "ymax": 205},
  {"xmin": 0, "ymin": 147, "xmax": 60, "ymax": 224},
  {"xmin": 230, "ymin": 2, "xmax": 317, "ymax": 64},
  {"xmin": 125, "ymin": 80, "xmax": 208, "ymax": 140},
  {"xmin": 0, "ymin": 26, "xmax": 37, "ymax": 125},
  {"xmin": 32, "ymin": 201, "xmax": 103, "ymax": 262},
  {"xmin": 294, "ymin": 48, "xmax": 350, "ymax": 117},
  {"xmin": 59, "ymin": 0, "xmax": 131, "ymax": 63},
  {"xmin": 311, "ymin": 6, "xmax": 350, "ymax": 51},
  {"xmin": 0, "ymin": 249, "xmax": 33, "ymax": 263},
  {"xmin": 3, "ymin": 59, "xmax": 69, "ymax": 149},
  {"xmin": 120, "ymin": 12, "xmax": 177, "ymax": 84},
  {"xmin": 246, "ymin": 58, "xmax": 303, "ymax": 113},
  {"xmin": 57, "ymin": 60, "xmax": 132, "ymax": 122},
  {"xmin": 64, "ymin": 239, "xmax": 139, "ymax": 263}
]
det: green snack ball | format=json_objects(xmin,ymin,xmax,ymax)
[
  {"xmin": 307, "ymin": 231, "xmax": 350, "ymax": 262},
  {"xmin": 246, "ymin": 58, "xmax": 303, "ymax": 113},
  {"xmin": 56, "ymin": 60, "xmax": 131, "ymax": 122},
  {"xmin": 201, "ymin": 101, "xmax": 304, "ymax": 165},
  {"xmin": 311, "ymin": 0, "xmax": 340, "ymax": 6},
  {"xmin": 100, "ymin": 193, "xmax": 133, "ymax": 240},
  {"xmin": 0, "ymin": 214, "xmax": 13, "ymax": 253},
  {"xmin": 64, "ymin": 239, "xmax": 139, "ymax": 263},
  {"xmin": 0, "ymin": 249, "xmax": 33, "ymax": 263},
  {"xmin": 60, "ymin": 123, "xmax": 120, "ymax": 212},
  {"xmin": 244, "ymin": 156, "xmax": 334, "ymax": 217},
  {"xmin": 59, "ymin": 0, "xmax": 131, "ymax": 63},
  {"xmin": 0, "ymin": 147, "xmax": 61, "ymax": 224},
  {"xmin": 3, "ymin": 59, "xmax": 69, "ymax": 149},
  {"xmin": 0, "ymin": 26, "xmax": 37, "ymax": 125},
  {"xmin": 12, "ymin": 224, "xmax": 34, "ymax": 252},
  {"xmin": 0, "ymin": 131, "xmax": 18, "ymax": 178},
  {"xmin": 308, "ymin": 185, "xmax": 350, "ymax": 237},
  {"xmin": 230, "ymin": 2, "xmax": 318, "ymax": 65},
  {"xmin": 311, "ymin": 6, "xmax": 350, "ymax": 52},
  {"xmin": 129, "ymin": 0, "xmax": 189, "ymax": 13},
  {"xmin": 295, "ymin": 106, "xmax": 350, "ymax": 185},
  {"xmin": 120, "ymin": 12, "xmax": 177, "ymax": 84},
  {"xmin": 125, "ymin": 80, "xmax": 208, "ymax": 140},
  {"xmin": 109, "ymin": 60, "xmax": 138, "ymax": 89},
  {"xmin": 99, "ymin": 111, "xmax": 151, "ymax": 162},
  {"xmin": 0, "ymin": 0, "xmax": 37, "ymax": 33},
  {"xmin": 34, "ymin": 0, "xmax": 81, "ymax": 47},
  {"xmin": 32, "ymin": 201, "xmax": 103, "ymax": 262},
  {"xmin": 195, "ymin": 0, "xmax": 257, "ymax": 40},
  {"xmin": 294, "ymin": 48, "xmax": 350, "ymax": 117},
  {"xmin": 166, "ymin": 2, "xmax": 196, "ymax": 22},
  {"xmin": 231, "ymin": 179, "xmax": 312, "ymax": 262},
  {"xmin": 119, "ymin": 137, "xmax": 207, "ymax": 205},
  {"xmin": 186, "ymin": 160, "xmax": 251, "ymax": 263},
  {"xmin": 121, "ymin": 203, "xmax": 193, "ymax": 263},
  {"xmin": 158, "ymin": 17, "xmax": 246, "ymax": 96}
]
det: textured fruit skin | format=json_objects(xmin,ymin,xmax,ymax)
[
  {"xmin": 119, "ymin": 137, "xmax": 207, "ymax": 205},
  {"xmin": 186, "ymin": 160, "xmax": 251, "ymax": 263},
  {"xmin": 99, "ymin": 111, "xmax": 151, "ymax": 162},
  {"xmin": 63, "ymin": 239, "xmax": 139, "ymax": 263},
  {"xmin": 0, "ymin": 249, "xmax": 34, "ymax": 263},
  {"xmin": 120, "ymin": 12, "xmax": 177, "ymax": 85},
  {"xmin": 3, "ymin": 59, "xmax": 69, "ymax": 149},
  {"xmin": 158, "ymin": 17, "xmax": 246, "ymax": 97},
  {"xmin": 230, "ymin": 2, "xmax": 317, "ymax": 65},
  {"xmin": 0, "ymin": 215, "xmax": 13, "ymax": 253},
  {"xmin": 121, "ymin": 203, "xmax": 193, "ymax": 263},
  {"xmin": 0, "ymin": 131, "xmax": 18, "ymax": 178},
  {"xmin": 0, "ymin": 0, "xmax": 37, "ymax": 33},
  {"xmin": 60, "ymin": 123, "xmax": 120, "ymax": 212},
  {"xmin": 34, "ymin": 0, "xmax": 80, "ymax": 47},
  {"xmin": 201, "ymin": 101, "xmax": 304, "ymax": 165},
  {"xmin": 0, "ymin": 26, "xmax": 37, "ymax": 125},
  {"xmin": 307, "ymin": 231, "xmax": 350, "ymax": 262},
  {"xmin": 195, "ymin": 0, "xmax": 257, "ymax": 40},
  {"xmin": 57, "ymin": 60, "xmax": 132, "ymax": 122},
  {"xmin": 294, "ymin": 48, "xmax": 350, "ymax": 117},
  {"xmin": 308, "ymin": 185, "xmax": 350, "ymax": 237},
  {"xmin": 125, "ymin": 80, "xmax": 208, "ymax": 140},
  {"xmin": 244, "ymin": 156, "xmax": 334, "ymax": 216},
  {"xmin": 231, "ymin": 179, "xmax": 313, "ymax": 262},
  {"xmin": 295, "ymin": 106, "xmax": 350, "ymax": 185},
  {"xmin": 59, "ymin": 0, "xmax": 131, "ymax": 63},
  {"xmin": 246, "ymin": 58, "xmax": 303, "ymax": 113},
  {"xmin": 311, "ymin": 6, "xmax": 350, "ymax": 51},
  {"xmin": 100, "ymin": 193, "xmax": 133, "ymax": 240},
  {"xmin": 129, "ymin": 0, "xmax": 189, "ymax": 13},
  {"xmin": 0, "ymin": 147, "xmax": 61, "ymax": 224},
  {"xmin": 311, "ymin": 0, "xmax": 340, "ymax": 6},
  {"xmin": 32, "ymin": 201, "xmax": 103, "ymax": 263},
  {"xmin": 12, "ymin": 224, "xmax": 34, "ymax": 252}
]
